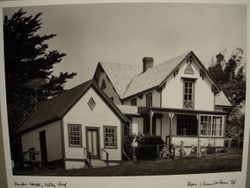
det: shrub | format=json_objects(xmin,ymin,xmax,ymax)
[{"xmin": 123, "ymin": 135, "xmax": 164, "ymax": 160}]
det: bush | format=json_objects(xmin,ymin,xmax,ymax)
[
  {"xmin": 123, "ymin": 135, "xmax": 164, "ymax": 160},
  {"xmin": 137, "ymin": 135, "xmax": 164, "ymax": 160}
]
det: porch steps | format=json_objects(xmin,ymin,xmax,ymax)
[{"xmin": 90, "ymin": 159, "xmax": 108, "ymax": 168}]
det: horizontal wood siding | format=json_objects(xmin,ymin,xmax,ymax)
[
  {"xmin": 21, "ymin": 120, "xmax": 62, "ymax": 162},
  {"xmin": 63, "ymin": 87, "xmax": 122, "ymax": 161},
  {"xmin": 131, "ymin": 117, "xmax": 144, "ymax": 135},
  {"xmin": 161, "ymin": 56, "xmax": 214, "ymax": 111},
  {"xmin": 123, "ymin": 89, "xmax": 161, "ymax": 107}
]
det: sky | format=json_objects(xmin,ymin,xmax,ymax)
[{"xmin": 3, "ymin": 2, "xmax": 247, "ymax": 89}]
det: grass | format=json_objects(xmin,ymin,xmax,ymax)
[{"xmin": 13, "ymin": 152, "xmax": 242, "ymax": 176}]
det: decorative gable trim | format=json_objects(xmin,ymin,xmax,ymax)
[
  {"xmin": 173, "ymin": 68, "xmax": 179, "ymax": 77},
  {"xmin": 200, "ymin": 69, "xmax": 205, "ymax": 80},
  {"xmin": 184, "ymin": 64, "xmax": 194, "ymax": 75}
]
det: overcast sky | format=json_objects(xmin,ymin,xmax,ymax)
[{"xmin": 4, "ymin": 3, "xmax": 246, "ymax": 89}]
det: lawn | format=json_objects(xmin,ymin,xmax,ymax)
[{"xmin": 13, "ymin": 152, "xmax": 242, "ymax": 176}]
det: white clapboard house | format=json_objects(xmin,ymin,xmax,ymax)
[{"xmin": 18, "ymin": 51, "xmax": 231, "ymax": 169}]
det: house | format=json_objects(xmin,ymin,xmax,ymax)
[
  {"xmin": 17, "ymin": 80, "xmax": 129, "ymax": 169},
  {"xmin": 93, "ymin": 51, "xmax": 231, "ymax": 156},
  {"xmin": 18, "ymin": 51, "xmax": 231, "ymax": 169}
]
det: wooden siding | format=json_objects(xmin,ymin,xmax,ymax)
[
  {"xmin": 161, "ymin": 56, "xmax": 214, "ymax": 111},
  {"xmin": 131, "ymin": 117, "xmax": 144, "ymax": 135},
  {"xmin": 63, "ymin": 87, "xmax": 122, "ymax": 162},
  {"xmin": 123, "ymin": 89, "xmax": 161, "ymax": 107},
  {"xmin": 21, "ymin": 120, "xmax": 62, "ymax": 162}
]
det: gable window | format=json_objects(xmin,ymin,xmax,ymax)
[
  {"xmin": 68, "ymin": 124, "xmax": 82, "ymax": 147},
  {"xmin": 104, "ymin": 126, "xmax": 117, "ymax": 149},
  {"xmin": 146, "ymin": 93, "xmax": 152, "ymax": 107},
  {"xmin": 177, "ymin": 115, "xmax": 197, "ymax": 136},
  {"xmin": 110, "ymin": 97, "xmax": 114, "ymax": 102},
  {"xmin": 183, "ymin": 80, "xmax": 194, "ymax": 109},
  {"xmin": 101, "ymin": 79, "xmax": 106, "ymax": 89},
  {"xmin": 130, "ymin": 98, "xmax": 137, "ymax": 106},
  {"xmin": 200, "ymin": 115, "xmax": 223, "ymax": 137}
]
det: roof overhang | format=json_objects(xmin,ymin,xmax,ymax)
[{"xmin": 138, "ymin": 107, "xmax": 227, "ymax": 115}]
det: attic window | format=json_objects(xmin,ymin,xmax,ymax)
[
  {"xmin": 101, "ymin": 79, "xmax": 106, "ymax": 89},
  {"xmin": 88, "ymin": 97, "xmax": 96, "ymax": 110}
]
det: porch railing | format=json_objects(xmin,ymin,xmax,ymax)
[{"xmin": 101, "ymin": 148, "xmax": 109, "ymax": 166}]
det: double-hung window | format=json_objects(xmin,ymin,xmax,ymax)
[
  {"xmin": 68, "ymin": 124, "xmax": 82, "ymax": 147},
  {"xmin": 104, "ymin": 126, "xmax": 117, "ymax": 149},
  {"xmin": 146, "ymin": 93, "xmax": 152, "ymax": 107},
  {"xmin": 183, "ymin": 79, "xmax": 194, "ymax": 109},
  {"xmin": 130, "ymin": 98, "xmax": 137, "ymax": 106}
]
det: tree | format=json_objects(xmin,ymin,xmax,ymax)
[
  {"xmin": 208, "ymin": 48, "xmax": 245, "ymax": 148},
  {"xmin": 4, "ymin": 9, "xmax": 77, "ymax": 162}
]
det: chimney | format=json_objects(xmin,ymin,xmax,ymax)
[{"xmin": 142, "ymin": 57, "xmax": 154, "ymax": 73}]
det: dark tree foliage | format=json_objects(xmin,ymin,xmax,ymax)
[
  {"xmin": 4, "ymin": 9, "xmax": 77, "ymax": 162},
  {"xmin": 208, "ymin": 51, "xmax": 246, "ymax": 107},
  {"xmin": 208, "ymin": 49, "xmax": 245, "ymax": 147}
]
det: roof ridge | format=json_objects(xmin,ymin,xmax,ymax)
[{"xmin": 99, "ymin": 61, "xmax": 141, "ymax": 67}]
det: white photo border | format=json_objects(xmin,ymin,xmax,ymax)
[{"xmin": 0, "ymin": 0, "xmax": 249, "ymax": 188}]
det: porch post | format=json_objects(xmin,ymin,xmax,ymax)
[
  {"xmin": 169, "ymin": 112, "xmax": 174, "ymax": 146},
  {"xmin": 149, "ymin": 110, "xmax": 154, "ymax": 135},
  {"xmin": 197, "ymin": 114, "xmax": 200, "ymax": 137}
]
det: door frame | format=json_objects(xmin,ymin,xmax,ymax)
[
  {"xmin": 85, "ymin": 127, "xmax": 100, "ymax": 159},
  {"xmin": 39, "ymin": 130, "xmax": 47, "ymax": 163}
]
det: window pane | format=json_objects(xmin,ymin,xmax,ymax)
[
  {"xmin": 68, "ymin": 124, "xmax": 81, "ymax": 147},
  {"xmin": 104, "ymin": 127, "xmax": 117, "ymax": 148}
]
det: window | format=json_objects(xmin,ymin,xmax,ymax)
[
  {"xmin": 130, "ymin": 98, "xmax": 137, "ymax": 106},
  {"xmin": 110, "ymin": 97, "xmax": 114, "ymax": 102},
  {"xmin": 200, "ymin": 115, "xmax": 223, "ymax": 136},
  {"xmin": 104, "ymin": 126, "xmax": 117, "ymax": 149},
  {"xmin": 183, "ymin": 80, "xmax": 194, "ymax": 109},
  {"xmin": 177, "ymin": 115, "xmax": 197, "ymax": 136},
  {"xmin": 146, "ymin": 93, "xmax": 152, "ymax": 107},
  {"xmin": 68, "ymin": 124, "xmax": 82, "ymax": 147},
  {"xmin": 101, "ymin": 79, "xmax": 106, "ymax": 89}
]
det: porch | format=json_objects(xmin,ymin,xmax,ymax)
[{"xmin": 138, "ymin": 107, "xmax": 227, "ymax": 156}]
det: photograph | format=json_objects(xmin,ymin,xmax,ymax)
[{"xmin": 0, "ymin": 1, "xmax": 248, "ymax": 187}]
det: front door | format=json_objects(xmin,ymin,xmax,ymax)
[
  {"xmin": 86, "ymin": 127, "xmax": 100, "ymax": 159},
  {"xmin": 39, "ymin": 130, "xmax": 47, "ymax": 163}
]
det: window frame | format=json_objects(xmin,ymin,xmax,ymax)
[
  {"xmin": 130, "ymin": 98, "xmax": 137, "ymax": 106},
  {"xmin": 183, "ymin": 79, "xmax": 195, "ymax": 109},
  {"xmin": 199, "ymin": 115, "xmax": 224, "ymax": 137},
  {"xmin": 68, "ymin": 124, "xmax": 82, "ymax": 147},
  {"xmin": 103, "ymin": 126, "xmax": 117, "ymax": 149},
  {"xmin": 146, "ymin": 93, "xmax": 153, "ymax": 107}
]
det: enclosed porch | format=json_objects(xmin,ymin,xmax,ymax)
[{"xmin": 138, "ymin": 107, "xmax": 227, "ymax": 156}]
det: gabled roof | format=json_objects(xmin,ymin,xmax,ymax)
[
  {"xmin": 95, "ymin": 51, "xmax": 231, "ymax": 107},
  {"xmin": 17, "ymin": 80, "xmax": 128, "ymax": 134},
  {"xmin": 215, "ymin": 91, "xmax": 232, "ymax": 107},
  {"xmin": 95, "ymin": 62, "xmax": 142, "ymax": 97},
  {"xmin": 123, "ymin": 51, "xmax": 190, "ymax": 98}
]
